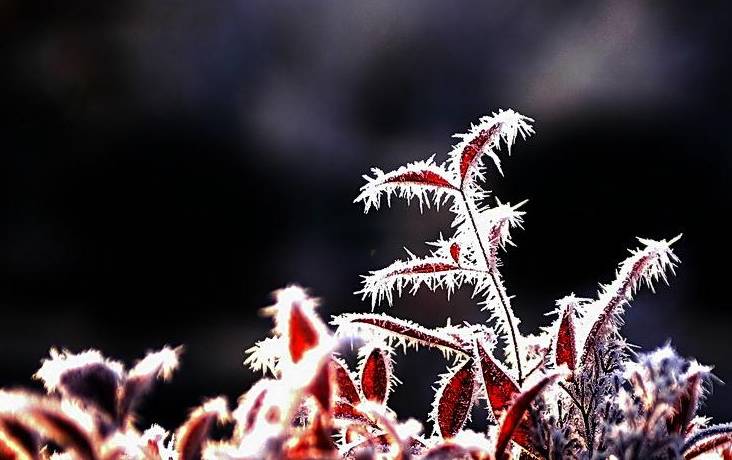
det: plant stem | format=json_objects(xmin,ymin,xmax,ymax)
[
  {"xmin": 459, "ymin": 189, "xmax": 524, "ymax": 384},
  {"xmin": 558, "ymin": 382, "xmax": 593, "ymax": 455}
]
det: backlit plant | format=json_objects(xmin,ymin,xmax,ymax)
[{"xmin": 1, "ymin": 110, "xmax": 731, "ymax": 459}]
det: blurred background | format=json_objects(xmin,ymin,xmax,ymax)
[{"xmin": 2, "ymin": 0, "xmax": 731, "ymax": 430}]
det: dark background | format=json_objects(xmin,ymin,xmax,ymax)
[{"xmin": 2, "ymin": 1, "xmax": 731, "ymax": 431}]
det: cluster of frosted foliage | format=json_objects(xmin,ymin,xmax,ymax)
[
  {"xmin": 330, "ymin": 109, "xmax": 727, "ymax": 459},
  {"xmin": 1, "ymin": 110, "xmax": 730, "ymax": 459}
]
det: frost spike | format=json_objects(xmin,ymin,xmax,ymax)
[
  {"xmin": 494, "ymin": 372, "xmax": 561, "ymax": 460},
  {"xmin": 473, "ymin": 337, "xmax": 519, "ymax": 419},
  {"xmin": 433, "ymin": 360, "xmax": 475, "ymax": 439},
  {"xmin": 243, "ymin": 336, "xmax": 284, "ymax": 376}
]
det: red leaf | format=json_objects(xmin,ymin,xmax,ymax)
[
  {"xmin": 473, "ymin": 338, "xmax": 519, "ymax": 418},
  {"xmin": 330, "ymin": 359, "xmax": 360, "ymax": 405},
  {"xmin": 495, "ymin": 373, "xmax": 560, "ymax": 460},
  {"xmin": 55, "ymin": 362, "xmax": 121, "ymax": 420},
  {"xmin": 510, "ymin": 422, "xmax": 544, "ymax": 459},
  {"xmin": 333, "ymin": 401, "xmax": 372, "ymax": 426},
  {"xmin": 28, "ymin": 406, "xmax": 99, "ymax": 460},
  {"xmin": 118, "ymin": 346, "xmax": 181, "ymax": 425},
  {"xmin": 406, "ymin": 437, "xmax": 428, "ymax": 456},
  {"xmin": 240, "ymin": 388, "xmax": 268, "ymax": 435},
  {"xmin": 0, "ymin": 393, "xmax": 97, "ymax": 460},
  {"xmin": 360, "ymin": 349, "xmax": 390, "ymax": 405},
  {"xmin": 394, "ymin": 262, "xmax": 460, "ymax": 275},
  {"xmin": 0, "ymin": 418, "xmax": 39, "ymax": 460},
  {"xmin": 285, "ymin": 414, "xmax": 338, "ymax": 459},
  {"xmin": 0, "ymin": 438, "xmax": 19, "ymax": 460},
  {"xmin": 436, "ymin": 360, "xmax": 475, "ymax": 439},
  {"xmin": 579, "ymin": 247, "xmax": 665, "ymax": 366},
  {"xmin": 343, "ymin": 424, "xmax": 371, "ymax": 445},
  {"xmin": 449, "ymin": 243, "xmax": 461, "ymax": 264},
  {"xmin": 384, "ymin": 170, "xmax": 455, "ymax": 189},
  {"xmin": 668, "ymin": 372, "xmax": 703, "ymax": 435},
  {"xmin": 288, "ymin": 301, "xmax": 320, "ymax": 363},
  {"xmin": 459, "ymin": 123, "xmax": 502, "ymax": 182},
  {"xmin": 555, "ymin": 304, "xmax": 577, "ymax": 371},
  {"xmin": 307, "ymin": 361, "xmax": 333, "ymax": 412},
  {"xmin": 684, "ymin": 433, "xmax": 732, "ymax": 459},
  {"xmin": 176, "ymin": 399, "xmax": 227, "ymax": 460},
  {"xmin": 335, "ymin": 314, "xmax": 469, "ymax": 355},
  {"xmin": 683, "ymin": 424, "xmax": 732, "ymax": 459}
]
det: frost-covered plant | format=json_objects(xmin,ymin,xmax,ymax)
[
  {"xmin": 2, "ymin": 109, "xmax": 731, "ymax": 459},
  {"xmin": 0, "ymin": 346, "xmax": 229, "ymax": 460}
]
